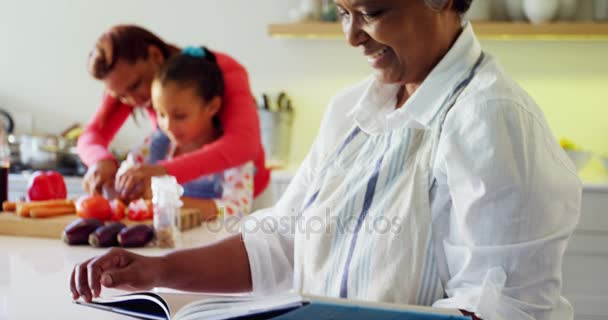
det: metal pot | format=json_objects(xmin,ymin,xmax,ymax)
[{"xmin": 11, "ymin": 134, "xmax": 78, "ymax": 170}]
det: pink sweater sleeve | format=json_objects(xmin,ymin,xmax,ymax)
[
  {"xmin": 160, "ymin": 51, "xmax": 262, "ymax": 184},
  {"xmin": 77, "ymin": 94, "xmax": 132, "ymax": 166}
]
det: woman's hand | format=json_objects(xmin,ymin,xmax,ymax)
[
  {"xmin": 83, "ymin": 160, "xmax": 118, "ymax": 195},
  {"xmin": 115, "ymin": 164, "xmax": 167, "ymax": 202},
  {"xmin": 70, "ymin": 248, "xmax": 167, "ymax": 302}
]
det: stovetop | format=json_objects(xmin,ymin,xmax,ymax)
[{"xmin": 9, "ymin": 163, "xmax": 86, "ymax": 177}]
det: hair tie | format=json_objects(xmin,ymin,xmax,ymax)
[{"xmin": 181, "ymin": 46, "xmax": 206, "ymax": 58}]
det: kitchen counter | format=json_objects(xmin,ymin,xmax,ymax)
[
  {"xmin": 7, "ymin": 170, "xmax": 296, "ymax": 203},
  {"xmin": 0, "ymin": 220, "xmax": 238, "ymax": 320},
  {"xmin": 3, "ymin": 171, "xmax": 607, "ymax": 318}
]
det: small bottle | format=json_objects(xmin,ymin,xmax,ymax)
[
  {"xmin": 0, "ymin": 127, "xmax": 10, "ymax": 204},
  {"xmin": 152, "ymin": 176, "xmax": 184, "ymax": 248}
]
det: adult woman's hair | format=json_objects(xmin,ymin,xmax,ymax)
[
  {"xmin": 424, "ymin": 0, "xmax": 473, "ymax": 14},
  {"xmin": 88, "ymin": 25, "xmax": 178, "ymax": 80}
]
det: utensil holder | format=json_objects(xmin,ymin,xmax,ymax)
[{"xmin": 258, "ymin": 109, "xmax": 293, "ymax": 166}]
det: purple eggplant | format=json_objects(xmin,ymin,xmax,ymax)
[
  {"xmin": 62, "ymin": 218, "xmax": 104, "ymax": 245},
  {"xmin": 88, "ymin": 222, "xmax": 126, "ymax": 247},
  {"xmin": 117, "ymin": 224, "xmax": 154, "ymax": 248}
]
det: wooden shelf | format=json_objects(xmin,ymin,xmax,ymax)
[{"xmin": 268, "ymin": 22, "xmax": 608, "ymax": 40}]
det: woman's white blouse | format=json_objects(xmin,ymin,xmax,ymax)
[{"xmin": 241, "ymin": 23, "xmax": 581, "ymax": 320}]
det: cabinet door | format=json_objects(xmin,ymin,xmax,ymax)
[{"xmin": 562, "ymin": 189, "xmax": 608, "ymax": 319}]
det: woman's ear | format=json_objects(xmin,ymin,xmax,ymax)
[
  {"xmin": 206, "ymin": 96, "xmax": 223, "ymax": 117},
  {"xmin": 147, "ymin": 45, "xmax": 165, "ymax": 65}
]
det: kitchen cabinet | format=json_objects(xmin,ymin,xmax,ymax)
[
  {"xmin": 268, "ymin": 22, "xmax": 608, "ymax": 40},
  {"xmin": 564, "ymin": 185, "xmax": 608, "ymax": 319}
]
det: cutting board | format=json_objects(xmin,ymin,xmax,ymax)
[{"xmin": 0, "ymin": 208, "xmax": 202, "ymax": 239}]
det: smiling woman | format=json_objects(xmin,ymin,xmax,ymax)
[
  {"xmin": 76, "ymin": 25, "xmax": 270, "ymax": 204},
  {"xmin": 72, "ymin": 4, "xmax": 581, "ymax": 320}
]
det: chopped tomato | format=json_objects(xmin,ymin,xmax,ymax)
[
  {"xmin": 76, "ymin": 195, "xmax": 112, "ymax": 221},
  {"xmin": 109, "ymin": 199, "xmax": 127, "ymax": 221},
  {"xmin": 127, "ymin": 199, "xmax": 153, "ymax": 221}
]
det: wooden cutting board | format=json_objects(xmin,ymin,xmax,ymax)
[{"xmin": 0, "ymin": 208, "xmax": 202, "ymax": 239}]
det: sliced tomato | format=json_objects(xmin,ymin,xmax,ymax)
[
  {"xmin": 109, "ymin": 199, "xmax": 127, "ymax": 221},
  {"xmin": 127, "ymin": 199, "xmax": 153, "ymax": 221},
  {"xmin": 76, "ymin": 195, "xmax": 112, "ymax": 221}
]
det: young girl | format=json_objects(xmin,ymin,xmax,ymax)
[
  {"xmin": 119, "ymin": 46, "xmax": 254, "ymax": 220},
  {"xmin": 78, "ymin": 25, "xmax": 269, "ymax": 201}
]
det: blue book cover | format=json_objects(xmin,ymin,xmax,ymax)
[{"xmin": 271, "ymin": 299, "xmax": 469, "ymax": 320}]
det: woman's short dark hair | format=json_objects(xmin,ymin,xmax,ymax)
[
  {"xmin": 424, "ymin": 0, "xmax": 473, "ymax": 14},
  {"xmin": 88, "ymin": 25, "xmax": 177, "ymax": 80}
]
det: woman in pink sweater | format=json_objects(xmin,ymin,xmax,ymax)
[{"xmin": 77, "ymin": 25, "xmax": 270, "ymax": 200}]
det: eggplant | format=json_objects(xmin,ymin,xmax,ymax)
[
  {"xmin": 117, "ymin": 224, "xmax": 154, "ymax": 248},
  {"xmin": 62, "ymin": 218, "xmax": 104, "ymax": 245},
  {"xmin": 88, "ymin": 222, "xmax": 126, "ymax": 247}
]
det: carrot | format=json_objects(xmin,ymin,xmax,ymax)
[
  {"xmin": 2, "ymin": 201, "xmax": 16, "ymax": 212},
  {"xmin": 29, "ymin": 206, "xmax": 76, "ymax": 218},
  {"xmin": 17, "ymin": 199, "xmax": 75, "ymax": 217}
]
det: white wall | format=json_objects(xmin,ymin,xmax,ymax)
[
  {"xmin": 0, "ymin": 0, "xmax": 368, "ymax": 154},
  {"xmin": 2, "ymin": 0, "xmax": 608, "ymax": 171}
]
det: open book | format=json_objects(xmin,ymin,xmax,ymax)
[{"xmin": 76, "ymin": 291, "xmax": 469, "ymax": 320}]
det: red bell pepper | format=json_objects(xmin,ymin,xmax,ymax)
[{"xmin": 26, "ymin": 171, "xmax": 67, "ymax": 201}]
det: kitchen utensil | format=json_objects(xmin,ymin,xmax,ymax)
[
  {"xmin": 262, "ymin": 93, "xmax": 271, "ymax": 111},
  {"xmin": 0, "ymin": 109, "xmax": 14, "ymax": 134},
  {"xmin": 17, "ymin": 134, "xmax": 60, "ymax": 170},
  {"xmin": 276, "ymin": 92, "xmax": 293, "ymax": 112},
  {"xmin": 14, "ymin": 133, "xmax": 82, "ymax": 171},
  {"xmin": 524, "ymin": 0, "xmax": 560, "ymax": 24},
  {"xmin": 258, "ymin": 93, "xmax": 294, "ymax": 165}
]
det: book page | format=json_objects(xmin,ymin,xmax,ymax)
[
  {"xmin": 173, "ymin": 292, "xmax": 304, "ymax": 320},
  {"xmin": 77, "ymin": 292, "xmax": 170, "ymax": 320},
  {"xmin": 157, "ymin": 292, "xmax": 255, "ymax": 318}
]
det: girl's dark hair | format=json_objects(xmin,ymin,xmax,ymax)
[
  {"xmin": 155, "ymin": 48, "xmax": 225, "ymax": 129},
  {"xmin": 155, "ymin": 47, "xmax": 224, "ymax": 102},
  {"xmin": 88, "ymin": 24, "xmax": 177, "ymax": 80}
]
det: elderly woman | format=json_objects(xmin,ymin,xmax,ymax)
[{"xmin": 70, "ymin": 1, "xmax": 580, "ymax": 319}]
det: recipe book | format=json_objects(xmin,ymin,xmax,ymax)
[{"xmin": 75, "ymin": 291, "xmax": 469, "ymax": 320}]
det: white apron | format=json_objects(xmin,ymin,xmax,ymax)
[{"xmin": 292, "ymin": 53, "xmax": 486, "ymax": 305}]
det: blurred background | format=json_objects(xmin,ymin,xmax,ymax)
[{"xmin": 0, "ymin": 0, "xmax": 607, "ymax": 180}]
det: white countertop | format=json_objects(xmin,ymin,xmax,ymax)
[{"xmin": 0, "ymin": 221, "xmax": 238, "ymax": 320}]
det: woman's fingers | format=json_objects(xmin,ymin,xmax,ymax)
[
  {"xmin": 70, "ymin": 258, "xmax": 90, "ymax": 300},
  {"xmin": 71, "ymin": 249, "xmax": 134, "ymax": 302},
  {"xmin": 120, "ymin": 173, "xmax": 143, "ymax": 201},
  {"xmin": 92, "ymin": 175, "xmax": 105, "ymax": 195},
  {"xmin": 74, "ymin": 259, "xmax": 94, "ymax": 302}
]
